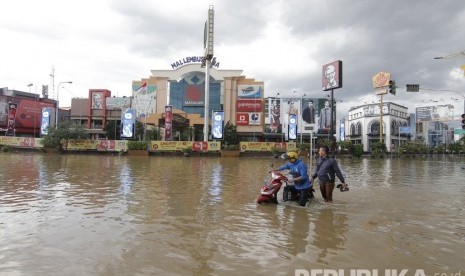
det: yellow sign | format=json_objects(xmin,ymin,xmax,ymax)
[
  {"xmin": 239, "ymin": 142, "xmax": 297, "ymax": 152},
  {"xmin": 0, "ymin": 137, "xmax": 43, "ymax": 148},
  {"xmin": 372, "ymin": 72, "xmax": 391, "ymax": 88},
  {"xmin": 150, "ymin": 141, "xmax": 221, "ymax": 152},
  {"xmin": 66, "ymin": 140, "xmax": 98, "ymax": 150}
]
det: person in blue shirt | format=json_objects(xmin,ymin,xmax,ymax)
[
  {"xmin": 311, "ymin": 145, "xmax": 348, "ymax": 203},
  {"xmin": 275, "ymin": 151, "xmax": 312, "ymax": 207}
]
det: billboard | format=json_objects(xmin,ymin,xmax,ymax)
[
  {"xmin": 237, "ymin": 85, "xmax": 263, "ymax": 98},
  {"xmin": 121, "ymin": 109, "xmax": 135, "ymax": 139},
  {"xmin": 212, "ymin": 111, "xmax": 224, "ymax": 140},
  {"xmin": 416, "ymin": 104, "xmax": 459, "ymax": 122},
  {"xmin": 132, "ymin": 82, "xmax": 157, "ymax": 118},
  {"xmin": 6, "ymin": 102, "xmax": 17, "ymax": 136},
  {"xmin": 91, "ymin": 91, "xmax": 104, "ymax": 109},
  {"xmin": 0, "ymin": 96, "xmax": 55, "ymax": 133},
  {"xmin": 236, "ymin": 113, "xmax": 249, "ymax": 125},
  {"xmin": 322, "ymin": 60, "xmax": 343, "ymax": 91},
  {"xmin": 269, "ymin": 98, "xmax": 281, "ymax": 133}
]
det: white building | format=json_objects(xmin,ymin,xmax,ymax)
[{"xmin": 346, "ymin": 102, "xmax": 409, "ymax": 152}]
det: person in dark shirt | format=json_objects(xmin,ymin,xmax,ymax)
[{"xmin": 311, "ymin": 146, "xmax": 348, "ymax": 203}]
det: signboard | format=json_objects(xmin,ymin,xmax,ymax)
[
  {"xmin": 416, "ymin": 104, "xmax": 458, "ymax": 122},
  {"xmin": 249, "ymin": 112, "xmax": 261, "ymax": 125},
  {"xmin": 288, "ymin": 114, "xmax": 297, "ymax": 140},
  {"xmin": 183, "ymin": 84, "xmax": 204, "ymax": 106},
  {"xmin": 236, "ymin": 113, "xmax": 249, "ymax": 125},
  {"xmin": 372, "ymin": 72, "xmax": 391, "ymax": 88},
  {"xmin": 164, "ymin": 105, "xmax": 173, "ymax": 140},
  {"xmin": 400, "ymin": 127, "xmax": 411, "ymax": 134},
  {"xmin": 211, "ymin": 111, "xmax": 224, "ymax": 139},
  {"xmin": 40, "ymin": 107, "xmax": 53, "ymax": 135},
  {"xmin": 237, "ymin": 99, "xmax": 262, "ymax": 112},
  {"xmin": 237, "ymin": 85, "xmax": 263, "ymax": 98},
  {"xmin": 363, "ymin": 103, "xmax": 390, "ymax": 116},
  {"xmin": 322, "ymin": 60, "xmax": 343, "ymax": 91},
  {"xmin": 340, "ymin": 119, "xmax": 345, "ymax": 141},
  {"xmin": 121, "ymin": 109, "xmax": 136, "ymax": 139},
  {"xmin": 406, "ymin": 84, "xmax": 420, "ymax": 92},
  {"xmin": 6, "ymin": 102, "xmax": 17, "ymax": 136},
  {"xmin": 269, "ymin": 98, "xmax": 281, "ymax": 132}
]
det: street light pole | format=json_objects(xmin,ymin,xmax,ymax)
[
  {"xmin": 55, "ymin": 81, "xmax": 72, "ymax": 129},
  {"xmin": 300, "ymin": 93, "xmax": 306, "ymax": 144}
]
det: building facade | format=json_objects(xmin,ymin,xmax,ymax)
[{"xmin": 346, "ymin": 102, "xmax": 409, "ymax": 152}]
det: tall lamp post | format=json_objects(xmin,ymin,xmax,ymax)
[
  {"xmin": 300, "ymin": 93, "xmax": 306, "ymax": 143},
  {"xmin": 55, "ymin": 81, "xmax": 72, "ymax": 128}
]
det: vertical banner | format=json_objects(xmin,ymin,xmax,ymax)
[
  {"xmin": 164, "ymin": 105, "xmax": 173, "ymax": 141},
  {"xmin": 121, "ymin": 108, "xmax": 135, "ymax": 139},
  {"xmin": 6, "ymin": 102, "xmax": 18, "ymax": 136},
  {"xmin": 288, "ymin": 114, "xmax": 297, "ymax": 140},
  {"xmin": 269, "ymin": 98, "xmax": 281, "ymax": 133},
  {"xmin": 40, "ymin": 107, "xmax": 53, "ymax": 135},
  {"xmin": 340, "ymin": 119, "xmax": 345, "ymax": 141},
  {"xmin": 212, "ymin": 110, "xmax": 224, "ymax": 140}
]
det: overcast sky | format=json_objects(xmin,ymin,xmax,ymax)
[{"xmin": 1, "ymin": 0, "xmax": 465, "ymax": 118}]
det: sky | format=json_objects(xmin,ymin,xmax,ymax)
[{"xmin": 1, "ymin": 0, "xmax": 465, "ymax": 120}]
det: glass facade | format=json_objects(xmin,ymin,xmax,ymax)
[{"xmin": 169, "ymin": 73, "xmax": 221, "ymax": 118}]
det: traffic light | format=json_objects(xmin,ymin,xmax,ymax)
[
  {"xmin": 388, "ymin": 80, "xmax": 396, "ymax": 95},
  {"xmin": 462, "ymin": 114, "xmax": 465, "ymax": 130}
]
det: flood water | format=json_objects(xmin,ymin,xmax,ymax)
[{"xmin": 0, "ymin": 152, "xmax": 464, "ymax": 275}]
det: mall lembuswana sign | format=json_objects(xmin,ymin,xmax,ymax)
[{"xmin": 170, "ymin": 56, "xmax": 220, "ymax": 69}]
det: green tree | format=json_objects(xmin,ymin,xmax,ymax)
[
  {"xmin": 41, "ymin": 122, "xmax": 89, "ymax": 151},
  {"xmin": 103, "ymin": 121, "xmax": 120, "ymax": 140},
  {"xmin": 224, "ymin": 121, "xmax": 239, "ymax": 147},
  {"xmin": 337, "ymin": 140, "xmax": 353, "ymax": 153},
  {"xmin": 352, "ymin": 144, "xmax": 364, "ymax": 158},
  {"xmin": 135, "ymin": 121, "xmax": 144, "ymax": 141},
  {"xmin": 370, "ymin": 142, "xmax": 386, "ymax": 157}
]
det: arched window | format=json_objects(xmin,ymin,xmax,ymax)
[
  {"xmin": 350, "ymin": 124, "xmax": 356, "ymax": 136},
  {"xmin": 356, "ymin": 122, "xmax": 362, "ymax": 135},
  {"xmin": 391, "ymin": 120, "xmax": 397, "ymax": 135},
  {"xmin": 370, "ymin": 121, "xmax": 380, "ymax": 134}
]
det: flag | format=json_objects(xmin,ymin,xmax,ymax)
[{"xmin": 136, "ymin": 82, "xmax": 147, "ymax": 94}]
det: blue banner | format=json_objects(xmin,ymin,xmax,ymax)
[
  {"xmin": 212, "ymin": 111, "xmax": 224, "ymax": 140},
  {"xmin": 288, "ymin": 114, "xmax": 297, "ymax": 140},
  {"xmin": 40, "ymin": 107, "xmax": 53, "ymax": 136},
  {"xmin": 399, "ymin": 126, "xmax": 411, "ymax": 134},
  {"xmin": 121, "ymin": 109, "xmax": 135, "ymax": 139}
]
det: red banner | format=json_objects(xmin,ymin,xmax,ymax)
[
  {"xmin": 6, "ymin": 103, "xmax": 17, "ymax": 135},
  {"xmin": 236, "ymin": 113, "xmax": 249, "ymax": 125},
  {"xmin": 165, "ymin": 105, "xmax": 173, "ymax": 140},
  {"xmin": 237, "ymin": 99, "xmax": 262, "ymax": 112}
]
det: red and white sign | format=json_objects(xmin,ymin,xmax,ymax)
[
  {"xmin": 236, "ymin": 113, "xmax": 249, "ymax": 125},
  {"xmin": 237, "ymin": 99, "xmax": 262, "ymax": 112}
]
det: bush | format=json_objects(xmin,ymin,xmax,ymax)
[
  {"xmin": 127, "ymin": 141, "xmax": 148, "ymax": 150},
  {"xmin": 352, "ymin": 144, "xmax": 364, "ymax": 158},
  {"xmin": 182, "ymin": 146, "xmax": 193, "ymax": 153}
]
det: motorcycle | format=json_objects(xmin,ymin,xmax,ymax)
[
  {"xmin": 256, "ymin": 171, "xmax": 315, "ymax": 204},
  {"xmin": 256, "ymin": 171, "xmax": 288, "ymax": 204}
]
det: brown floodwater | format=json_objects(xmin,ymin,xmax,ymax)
[{"xmin": 0, "ymin": 153, "xmax": 464, "ymax": 275}]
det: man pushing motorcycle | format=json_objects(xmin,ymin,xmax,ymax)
[{"xmin": 273, "ymin": 151, "xmax": 312, "ymax": 207}]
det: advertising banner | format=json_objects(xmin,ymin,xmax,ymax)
[
  {"xmin": 248, "ymin": 112, "xmax": 261, "ymax": 125},
  {"xmin": 340, "ymin": 119, "xmax": 346, "ymax": 141},
  {"xmin": 237, "ymin": 99, "xmax": 262, "ymax": 112},
  {"xmin": 288, "ymin": 114, "xmax": 297, "ymax": 140},
  {"xmin": 237, "ymin": 85, "xmax": 263, "ymax": 98},
  {"xmin": 239, "ymin": 142, "xmax": 296, "ymax": 152},
  {"xmin": 6, "ymin": 102, "xmax": 18, "ymax": 136},
  {"xmin": 236, "ymin": 113, "xmax": 249, "ymax": 125},
  {"xmin": 150, "ymin": 141, "xmax": 221, "ymax": 152},
  {"xmin": 269, "ymin": 98, "xmax": 281, "ymax": 133},
  {"xmin": 66, "ymin": 140, "xmax": 98, "ymax": 151},
  {"xmin": 416, "ymin": 104, "xmax": 459, "ymax": 122},
  {"xmin": 91, "ymin": 91, "xmax": 104, "ymax": 109},
  {"xmin": 212, "ymin": 111, "xmax": 224, "ymax": 140},
  {"xmin": 121, "ymin": 109, "xmax": 135, "ymax": 139},
  {"xmin": 41, "ymin": 107, "xmax": 53, "ymax": 135},
  {"xmin": 164, "ymin": 105, "xmax": 173, "ymax": 140},
  {"xmin": 322, "ymin": 60, "xmax": 343, "ymax": 91},
  {"xmin": 0, "ymin": 137, "xmax": 41, "ymax": 148}
]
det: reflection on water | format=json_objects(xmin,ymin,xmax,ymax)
[{"xmin": 0, "ymin": 153, "xmax": 464, "ymax": 275}]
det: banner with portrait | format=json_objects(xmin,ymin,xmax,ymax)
[{"xmin": 164, "ymin": 105, "xmax": 173, "ymax": 141}]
